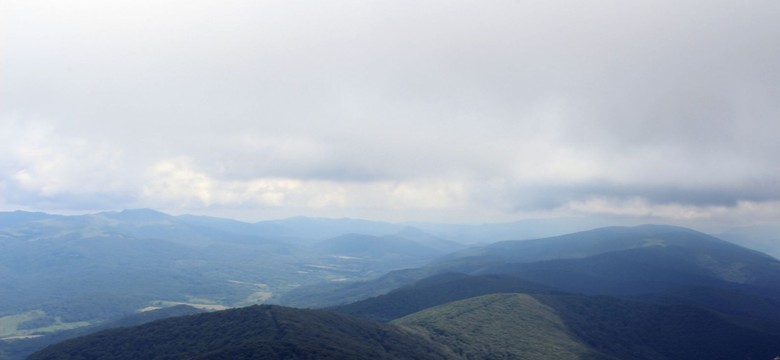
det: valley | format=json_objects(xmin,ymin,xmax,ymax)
[{"xmin": 3, "ymin": 210, "xmax": 780, "ymax": 359}]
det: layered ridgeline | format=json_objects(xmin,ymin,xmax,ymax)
[
  {"xmin": 25, "ymin": 224, "xmax": 780, "ymax": 359},
  {"xmin": 28, "ymin": 290, "xmax": 780, "ymax": 359},
  {"xmin": 2, "ymin": 209, "xmax": 608, "ymax": 359},
  {"xmin": 1, "ymin": 306, "xmax": 204, "ymax": 360},
  {"xmin": 393, "ymin": 292, "xmax": 780, "ymax": 360},
  {"xmin": 0, "ymin": 210, "xmax": 463, "ymax": 360},
  {"xmin": 27, "ymin": 305, "xmax": 454, "ymax": 360},
  {"xmin": 284, "ymin": 225, "xmax": 780, "ymax": 309},
  {"xmin": 324, "ymin": 225, "xmax": 780, "ymax": 359}
]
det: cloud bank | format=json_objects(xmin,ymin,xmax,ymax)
[{"xmin": 2, "ymin": 0, "xmax": 779, "ymax": 228}]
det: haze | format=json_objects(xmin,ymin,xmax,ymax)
[{"xmin": 2, "ymin": 0, "xmax": 779, "ymax": 230}]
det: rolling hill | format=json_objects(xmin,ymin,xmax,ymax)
[
  {"xmin": 394, "ymin": 292, "xmax": 780, "ymax": 360},
  {"xmin": 331, "ymin": 273, "xmax": 552, "ymax": 322},
  {"xmin": 533, "ymin": 293, "xmax": 780, "ymax": 360},
  {"xmin": 393, "ymin": 293, "xmax": 613, "ymax": 360},
  {"xmin": 15, "ymin": 222, "xmax": 780, "ymax": 360},
  {"xmin": 0, "ymin": 210, "xmax": 460, "ymax": 360},
  {"xmin": 29, "ymin": 291, "xmax": 780, "ymax": 360},
  {"xmin": 27, "ymin": 305, "xmax": 454, "ymax": 360},
  {"xmin": 0, "ymin": 306, "xmax": 204, "ymax": 360},
  {"xmin": 282, "ymin": 225, "xmax": 780, "ymax": 308},
  {"xmin": 9, "ymin": 214, "xmax": 780, "ymax": 360}
]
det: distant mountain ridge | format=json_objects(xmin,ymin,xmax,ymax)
[
  {"xmin": 446, "ymin": 224, "xmax": 771, "ymax": 263},
  {"xmin": 13, "ymin": 219, "xmax": 780, "ymax": 360},
  {"xmin": 282, "ymin": 224, "xmax": 780, "ymax": 310},
  {"xmin": 0, "ymin": 211, "xmax": 61, "ymax": 228},
  {"xmin": 5, "ymin": 210, "xmax": 780, "ymax": 359},
  {"xmin": 0, "ymin": 209, "xmax": 617, "ymax": 244},
  {"xmin": 0, "ymin": 209, "xmax": 465, "ymax": 359}
]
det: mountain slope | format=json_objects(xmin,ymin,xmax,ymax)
[
  {"xmin": 394, "ymin": 293, "xmax": 611, "ymax": 360},
  {"xmin": 18, "ymin": 222, "xmax": 780, "ymax": 360},
  {"xmin": 484, "ymin": 244, "xmax": 780, "ymax": 294},
  {"xmin": 33, "ymin": 291, "xmax": 780, "ymax": 360},
  {"xmin": 535, "ymin": 293, "xmax": 780, "ymax": 360},
  {"xmin": 0, "ymin": 306, "xmax": 204, "ymax": 360},
  {"xmin": 332, "ymin": 273, "xmax": 551, "ymax": 322},
  {"xmin": 448, "ymin": 224, "xmax": 774, "ymax": 264},
  {"xmin": 393, "ymin": 226, "xmax": 465, "ymax": 252},
  {"xmin": 0, "ymin": 211, "xmax": 61, "ymax": 229},
  {"xmin": 282, "ymin": 225, "xmax": 780, "ymax": 308},
  {"xmin": 393, "ymin": 292, "xmax": 780, "ymax": 360},
  {"xmin": 1, "ymin": 210, "xmax": 437, "ymax": 359},
  {"xmin": 27, "ymin": 305, "xmax": 454, "ymax": 360}
]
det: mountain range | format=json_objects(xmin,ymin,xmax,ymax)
[{"xmin": 3, "ymin": 210, "xmax": 780, "ymax": 359}]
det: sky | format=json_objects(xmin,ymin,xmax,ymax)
[{"xmin": 1, "ymin": 0, "xmax": 779, "ymax": 229}]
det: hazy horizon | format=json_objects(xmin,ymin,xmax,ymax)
[{"xmin": 2, "ymin": 0, "xmax": 779, "ymax": 230}]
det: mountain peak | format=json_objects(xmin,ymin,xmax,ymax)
[
  {"xmin": 0, "ymin": 210, "xmax": 61, "ymax": 228},
  {"xmin": 101, "ymin": 208, "xmax": 173, "ymax": 222}
]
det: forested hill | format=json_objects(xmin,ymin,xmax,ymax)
[{"xmin": 27, "ymin": 305, "xmax": 454, "ymax": 360}]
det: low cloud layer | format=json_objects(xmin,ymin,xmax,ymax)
[{"xmin": 2, "ymin": 0, "xmax": 779, "ymax": 228}]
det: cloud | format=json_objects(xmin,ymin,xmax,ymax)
[
  {"xmin": 502, "ymin": 181, "xmax": 780, "ymax": 212},
  {"xmin": 1, "ymin": 0, "xmax": 779, "ymax": 227},
  {"xmin": 141, "ymin": 156, "xmax": 467, "ymax": 214},
  {"xmin": 0, "ymin": 118, "xmax": 138, "ymax": 210}
]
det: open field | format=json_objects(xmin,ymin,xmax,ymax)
[{"xmin": 0, "ymin": 311, "xmax": 91, "ymax": 341}]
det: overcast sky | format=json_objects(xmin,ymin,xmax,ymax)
[{"xmin": 1, "ymin": 0, "xmax": 779, "ymax": 229}]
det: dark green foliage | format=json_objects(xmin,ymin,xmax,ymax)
[
  {"xmin": 0, "ymin": 210, "xmax": 460, "ymax": 358},
  {"xmin": 394, "ymin": 293, "xmax": 615, "ymax": 360},
  {"xmin": 642, "ymin": 285, "xmax": 780, "ymax": 323},
  {"xmin": 479, "ymin": 241, "xmax": 780, "ymax": 308},
  {"xmin": 286, "ymin": 224, "xmax": 780, "ymax": 309},
  {"xmin": 0, "ymin": 306, "xmax": 204, "ymax": 360},
  {"xmin": 331, "ymin": 267, "xmax": 780, "ymax": 359},
  {"xmin": 536, "ymin": 294, "xmax": 780, "ymax": 360},
  {"xmin": 27, "ymin": 305, "xmax": 453, "ymax": 360}
]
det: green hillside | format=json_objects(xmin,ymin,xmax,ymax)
[
  {"xmin": 394, "ymin": 293, "xmax": 611, "ymax": 360},
  {"xmin": 286, "ymin": 225, "xmax": 780, "ymax": 309},
  {"xmin": 393, "ymin": 291, "xmax": 780, "ymax": 360},
  {"xmin": 479, "ymin": 241, "xmax": 780, "ymax": 321},
  {"xmin": 28, "ymin": 292, "xmax": 780, "ymax": 360},
  {"xmin": 0, "ymin": 210, "xmax": 459, "ymax": 359},
  {"xmin": 332, "ymin": 273, "xmax": 551, "ymax": 322},
  {"xmin": 27, "ymin": 305, "xmax": 454, "ymax": 360},
  {"xmin": 535, "ymin": 293, "xmax": 780, "ymax": 360},
  {"xmin": 0, "ymin": 306, "xmax": 204, "ymax": 360},
  {"xmin": 12, "ymin": 218, "xmax": 780, "ymax": 360}
]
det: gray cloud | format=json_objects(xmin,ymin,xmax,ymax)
[
  {"xmin": 503, "ymin": 180, "xmax": 780, "ymax": 212},
  {"xmin": 1, "ymin": 0, "xmax": 779, "ymax": 225}
]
